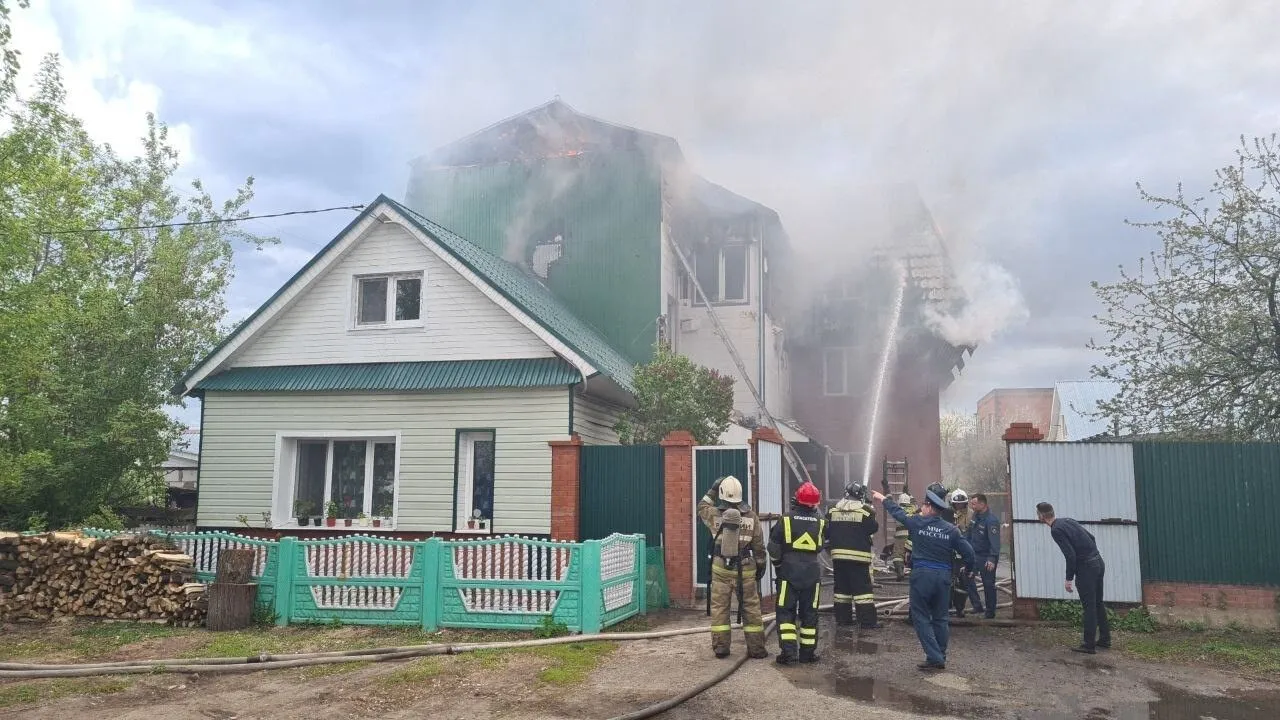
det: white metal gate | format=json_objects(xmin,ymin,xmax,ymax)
[
  {"xmin": 1010, "ymin": 443, "xmax": 1142, "ymax": 602},
  {"xmin": 756, "ymin": 439, "xmax": 785, "ymax": 599}
]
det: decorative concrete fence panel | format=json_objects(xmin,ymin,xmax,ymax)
[{"xmin": 78, "ymin": 529, "xmax": 646, "ymax": 633}]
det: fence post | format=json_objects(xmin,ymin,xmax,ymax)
[
  {"xmin": 579, "ymin": 539, "xmax": 603, "ymax": 634},
  {"xmin": 421, "ymin": 538, "xmax": 442, "ymax": 632},
  {"xmin": 272, "ymin": 537, "xmax": 296, "ymax": 626},
  {"xmin": 635, "ymin": 537, "xmax": 648, "ymax": 616}
]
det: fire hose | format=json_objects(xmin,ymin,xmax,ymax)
[{"xmin": 0, "ymin": 581, "xmax": 1014, "ymax": 680}]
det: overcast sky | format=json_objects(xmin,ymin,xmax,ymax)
[{"xmin": 12, "ymin": 1, "xmax": 1280, "ymax": 428}]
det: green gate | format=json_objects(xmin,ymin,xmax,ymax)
[
  {"xmin": 579, "ymin": 445, "xmax": 665, "ymax": 545},
  {"xmin": 694, "ymin": 446, "xmax": 751, "ymax": 585}
]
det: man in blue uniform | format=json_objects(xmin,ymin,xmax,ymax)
[
  {"xmin": 966, "ymin": 493, "xmax": 1000, "ymax": 619},
  {"xmin": 871, "ymin": 483, "xmax": 975, "ymax": 671}
]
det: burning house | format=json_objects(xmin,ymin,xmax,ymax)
[
  {"xmin": 788, "ymin": 185, "xmax": 973, "ymax": 502},
  {"xmin": 406, "ymin": 101, "xmax": 973, "ymax": 501},
  {"xmin": 406, "ymin": 99, "xmax": 809, "ymax": 449}
]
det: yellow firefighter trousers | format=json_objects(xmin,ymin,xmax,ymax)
[{"xmin": 709, "ymin": 563, "xmax": 766, "ymax": 656}]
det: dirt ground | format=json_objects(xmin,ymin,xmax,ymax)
[{"xmin": 3, "ymin": 610, "xmax": 1279, "ymax": 720}]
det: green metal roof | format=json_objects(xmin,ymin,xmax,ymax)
[
  {"xmin": 194, "ymin": 358, "xmax": 582, "ymax": 394},
  {"xmin": 385, "ymin": 197, "xmax": 637, "ymax": 392}
]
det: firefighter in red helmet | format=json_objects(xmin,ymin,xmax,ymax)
[{"xmin": 768, "ymin": 481, "xmax": 827, "ymax": 664}]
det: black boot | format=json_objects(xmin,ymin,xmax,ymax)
[
  {"xmin": 856, "ymin": 603, "xmax": 882, "ymax": 630},
  {"xmin": 798, "ymin": 647, "xmax": 819, "ymax": 664},
  {"xmin": 775, "ymin": 652, "xmax": 797, "ymax": 666},
  {"xmin": 834, "ymin": 603, "xmax": 855, "ymax": 626}
]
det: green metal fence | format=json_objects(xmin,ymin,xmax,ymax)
[
  {"xmin": 578, "ymin": 444, "xmax": 665, "ymax": 545},
  {"xmin": 81, "ymin": 528, "xmax": 646, "ymax": 633},
  {"xmin": 693, "ymin": 447, "xmax": 751, "ymax": 586},
  {"xmin": 1133, "ymin": 442, "xmax": 1280, "ymax": 586}
]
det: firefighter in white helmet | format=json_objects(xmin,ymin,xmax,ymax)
[
  {"xmin": 948, "ymin": 488, "xmax": 973, "ymax": 617},
  {"xmin": 891, "ymin": 492, "xmax": 918, "ymax": 580},
  {"xmin": 697, "ymin": 475, "xmax": 768, "ymax": 659}
]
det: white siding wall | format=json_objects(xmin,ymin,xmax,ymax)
[
  {"xmin": 680, "ymin": 306, "xmax": 791, "ymax": 419},
  {"xmin": 232, "ymin": 224, "xmax": 552, "ymax": 367},
  {"xmin": 573, "ymin": 392, "xmax": 624, "ymax": 445},
  {"xmin": 198, "ymin": 389, "xmax": 569, "ymax": 534}
]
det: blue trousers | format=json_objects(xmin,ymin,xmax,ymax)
[
  {"xmin": 909, "ymin": 567, "xmax": 952, "ymax": 665},
  {"xmin": 966, "ymin": 562, "xmax": 998, "ymax": 616}
]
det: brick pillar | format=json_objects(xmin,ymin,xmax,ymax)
[
  {"xmin": 661, "ymin": 430, "xmax": 696, "ymax": 608},
  {"xmin": 548, "ymin": 434, "xmax": 583, "ymax": 541},
  {"xmin": 1002, "ymin": 422, "xmax": 1045, "ymax": 442}
]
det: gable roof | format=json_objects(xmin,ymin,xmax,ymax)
[
  {"xmin": 1053, "ymin": 380, "xmax": 1120, "ymax": 440},
  {"xmin": 176, "ymin": 196, "xmax": 636, "ymax": 397}
]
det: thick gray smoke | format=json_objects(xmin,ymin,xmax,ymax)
[{"xmin": 925, "ymin": 260, "xmax": 1030, "ymax": 347}]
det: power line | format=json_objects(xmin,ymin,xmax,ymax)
[{"xmin": 39, "ymin": 204, "xmax": 365, "ymax": 236}]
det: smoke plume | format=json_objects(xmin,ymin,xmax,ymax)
[{"xmin": 924, "ymin": 260, "xmax": 1030, "ymax": 347}]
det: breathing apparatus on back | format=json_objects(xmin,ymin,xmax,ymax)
[{"xmin": 718, "ymin": 507, "xmax": 742, "ymax": 559}]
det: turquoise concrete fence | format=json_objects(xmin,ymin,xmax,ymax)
[{"xmin": 80, "ymin": 528, "xmax": 646, "ymax": 633}]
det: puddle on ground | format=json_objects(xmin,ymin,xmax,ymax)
[
  {"xmin": 787, "ymin": 671, "xmax": 983, "ymax": 717},
  {"xmin": 1020, "ymin": 682, "xmax": 1280, "ymax": 720},
  {"xmin": 828, "ymin": 627, "xmax": 904, "ymax": 655}
]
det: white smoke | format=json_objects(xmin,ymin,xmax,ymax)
[{"xmin": 924, "ymin": 260, "xmax": 1029, "ymax": 347}]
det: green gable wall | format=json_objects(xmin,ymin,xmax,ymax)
[{"xmin": 406, "ymin": 151, "xmax": 662, "ymax": 365}]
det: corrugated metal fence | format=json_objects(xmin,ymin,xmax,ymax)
[
  {"xmin": 578, "ymin": 445, "xmax": 665, "ymax": 546},
  {"xmin": 1009, "ymin": 443, "xmax": 1143, "ymax": 602},
  {"xmin": 1133, "ymin": 442, "xmax": 1280, "ymax": 586}
]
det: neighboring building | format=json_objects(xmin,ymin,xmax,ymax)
[
  {"xmin": 1047, "ymin": 380, "xmax": 1120, "ymax": 441},
  {"xmin": 787, "ymin": 186, "xmax": 973, "ymax": 500},
  {"xmin": 406, "ymin": 99, "xmax": 799, "ymax": 431},
  {"xmin": 976, "ymin": 388, "xmax": 1053, "ymax": 438},
  {"xmin": 173, "ymin": 196, "xmax": 636, "ymax": 535},
  {"xmin": 163, "ymin": 430, "xmax": 200, "ymax": 509}
]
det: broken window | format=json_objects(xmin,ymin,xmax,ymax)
[{"xmin": 721, "ymin": 245, "xmax": 747, "ymax": 302}]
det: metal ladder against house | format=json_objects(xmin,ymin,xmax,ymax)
[{"xmin": 881, "ymin": 458, "xmax": 908, "ymax": 547}]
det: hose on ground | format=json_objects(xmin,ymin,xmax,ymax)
[
  {"xmin": 0, "ymin": 583, "xmax": 1014, "ymax": 680},
  {"xmin": 605, "ymin": 620, "xmax": 779, "ymax": 720}
]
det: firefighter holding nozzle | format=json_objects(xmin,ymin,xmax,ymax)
[{"xmin": 698, "ymin": 475, "xmax": 768, "ymax": 659}]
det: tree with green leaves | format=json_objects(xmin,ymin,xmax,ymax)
[
  {"xmin": 615, "ymin": 345, "xmax": 735, "ymax": 445},
  {"xmin": 1090, "ymin": 136, "xmax": 1280, "ymax": 440},
  {"xmin": 0, "ymin": 8, "xmax": 270, "ymax": 529}
]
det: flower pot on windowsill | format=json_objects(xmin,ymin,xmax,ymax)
[
  {"xmin": 296, "ymin": 517, "xmax": 308, "ymax": 527},
  {"xmin": 312, "ymin": 517, "xmax": 323, "ymax": 527},
  {"xmin": 372, "ymin": 518, "xmax": 382, "ymax": 528},
  {"xmin": 343, "ymin": 518, "xmax": 353, "ymax": 528},
  {"xmin": 325, "ymin": 518, "xmax": 337, "ymax": 528}
]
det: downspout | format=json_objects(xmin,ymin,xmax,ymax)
[{"xmin": 757, "ymin": 219, "xmax": 766, "ymax": 415}]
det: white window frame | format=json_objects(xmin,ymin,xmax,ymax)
[
  {"xmin": 681, "ymin": 245, "xmax": 751, "ymax": 305},
  {"xmin": 822, "ymin": 347, "xmax": 849, "ymax": 396},
  {"xmin": 455, "ymin": 431, "xmax": 496, "ymax": 534},
  {"xmin": 349, "ymin": 271, "xmax": 425, "ymax": 330},
  {"xmin": 271, "ymin": 430, "xmax": 402, "ymax": 531}
]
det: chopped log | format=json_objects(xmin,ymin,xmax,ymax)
[
  {"xmin": 215, "ymin": 549, "xmax": 256, "ymax": 584},
  {"xmin": 206, "ymin": 582, "xmax": 257, "ymax": 631}
]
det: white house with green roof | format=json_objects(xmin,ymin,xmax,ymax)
[{"xmin": 174, "ymin": 195, "xmax": 637, "ymax": 535}]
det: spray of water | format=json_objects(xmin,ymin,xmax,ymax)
[{"xmin": 861, "ymin": 263, "xmax": 909, "ymax": 487}]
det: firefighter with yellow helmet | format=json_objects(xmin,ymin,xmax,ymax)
[
  {"xmin": 892, "ymin": 492, "xmax": 918, "ymax": 580},
  {"xmin": 697, "ymin": 475, "xmax": 768, "ymax": 659},
  {"xmin": 769, "ymin": 481, "xmax": 827, "ymax": 664}
]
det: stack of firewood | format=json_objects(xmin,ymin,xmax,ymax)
[{"xmin": 0, "ymin": 531, "xmax": 208, "ymax": 626}]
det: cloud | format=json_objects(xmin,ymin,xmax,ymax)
[{"xmin": 19, "ymin": 0, "xmax": 1280, "ymax": 419}]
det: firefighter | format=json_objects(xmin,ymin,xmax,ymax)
[
  {"xmin": 827, "ymin": 482, "xmax": 879, "ymax": 629},
  {"xmin": 697, "ymin": 475, "xmax": 768, "ymax": 660},
  {"xmin": 871, "ymin": 483, "xmax": 975, "ymax": 671},
  {"xmin": 949, "ymin": 489, "xmax": 972, "ymax": 617},
  {"xmin": 769, "ymin": 481, "xmax": 826, "ymax": 665},
  {"xmin": 891, "ymin": 492, "xmax": 917, "ymax": 581}
]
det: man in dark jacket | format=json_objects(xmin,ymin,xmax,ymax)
[
  {"xmin": 769, "ymin": 481, "xmax": 826, "ymax": 665},
  {"xmin": 1038, "ymin": 502, "xmax": 1111, "ymax": 654},
  {"xmin": 966, "ymin": 493, "xmax": 1000, "ymax": 619},
  {"xmin": 872, "ymin": 483, "xmax": 975, "ymax": 671}
]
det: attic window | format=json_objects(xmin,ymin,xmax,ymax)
[{"xmin": 354, "ymin": 272, "xmax": 424, "ymax": 328}]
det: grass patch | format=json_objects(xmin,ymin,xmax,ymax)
[
  {"xmin": 529, "ymin": 642, "xmax": 616, "ymax": 686},
  {"xmin": 376, "ymin": 658, "xmax": 445, "ymax": 687},
  {"xmin": 0, "ymin": 622, "xmax": 178, "ymax": 661},
  {"xmin": 1123, "ymin": 629, "xmax": 1280, "ymax": 676},
  {"xmin": 0, "ymin": 678, "xmax": 132, "ymax": 708},
  {"xmin": 605, "ymin": 616, "xmax": 652, "ymax": 633}
]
